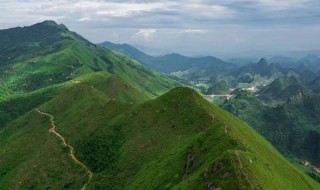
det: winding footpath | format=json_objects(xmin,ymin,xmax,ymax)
[
  {"xmin": 35, "ymin": 108, "xmax": 93, "ymax": 190},
  {"xmin": 235, "ymin": 150, "xmax": 254, "ymax": 189}
]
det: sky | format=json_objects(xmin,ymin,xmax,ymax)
[{"xmin": 0, "ymin": 0, "xmax": 320, "ymax": 58}]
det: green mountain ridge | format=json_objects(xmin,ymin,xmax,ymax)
[
  {"xmin": 0, "ymin": 21, "xmax": 179, "ymax": 127},
  {"xmin": 0, "ymin": 21, "xmax": 178, "ymax": 97},
  {"xmin": 1, "ymin": 85, "xmax": 319, "ymax": 189},
  {"xmin": 0, "ymin": 21, "xmax": 319, "ymax": 189},
  {"xmin": 100, "ymin": 38, "xmax": 320, "ymax": 184}
]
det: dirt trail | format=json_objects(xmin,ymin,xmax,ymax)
[
  {"xmin": 35, "ymin": 108, "xmax": 93, "ymax": 190},
  {"xmin": 235, "ymin": 150, "xmax": 254, "ymax": 189}
]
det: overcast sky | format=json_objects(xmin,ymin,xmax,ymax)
[{"xmin": 0, "ymin": 0, "xmax": 320, "ymax": 57}]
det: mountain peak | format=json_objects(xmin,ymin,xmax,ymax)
[
  {"xmin": 156, "ymin": 87, "xmax": 204, "ymax": 106},
  {"xmin": 165, "ymin": 53, "xmax": 184, "ymax": 57},
  {"xmin": 167, "ymin": 87, "xmax": 201, "ymax": 97},
  {"xmin": 257, "ymin": 58, "xmax": 268, "ymax": 66},
  {"xmin": 39, "ymin": 20, "xmax": 58, "ymax": 26},
  {"xmin": 32, "ymin": 20, "xmax": 69, "ymax": 31}
]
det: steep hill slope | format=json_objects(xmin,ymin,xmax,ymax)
[
  {"xmin": 1, "ymin": 83, "xmax": 319, "ymax": 189},
  {"xmin": 223, "ymin": 89, "xmax": 320, "ymax": 167},
  {"xmin": 96, "ymin": 87, "xmax": 314, "ymax": 189},
  {"xmin": 0, "ymin": 21, "xmax": 179, "ymax": 127},
  {"xmin": 0, "ymin": 21, "xmax": 178, "ymax": 98},
  {"xmin": 1, "ymin": 21, "xmax": 319, "ymax": 190},
  {"xmin": 263, "ymin": 93, "xmax": 320, "ymax": 164},
  {"xmin": 0, "ymin": 81, "xmax": 133, "ymax": 189}
]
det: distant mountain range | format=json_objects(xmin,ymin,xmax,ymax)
[
  {"xmin": 99, "ymin": 41, "xmax": 234, "ymax": 74},
  {"xmin": 270, "ymin": 54, "xmax": 320, "ymax": 73},
  {"xmin": 99, "ymin": 41, "xmax": 320, "ymax": 177},
  {"xmin": 222, "ymin": 63, "xmax": 320, "ymax": 170},
  {"xmin": 0, "ymin": 21, "xmax": 319, "ymax": 189},
  {"xmin": 104, "ymin": 42, "xmax": 320, "ymax": 181},
  {"xmin": 230, "ymin": 58, "xmax": 282, "ymax": 77}
]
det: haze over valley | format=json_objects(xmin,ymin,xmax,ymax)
[{"xmin": 0, "ymin": 1, "xmax": 320, "ymax": 189}]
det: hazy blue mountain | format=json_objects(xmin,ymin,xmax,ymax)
[
  {"xmin": 270, "ymin": 54, "xmax": 320, "ymax": 72},
  {"xmin": 259, "ymin": 75, "xmax": 306, "ymax": 100},
  {"xmin": 2, "ymin": 22, "xmax": 320, "ymax": 190},
  {"xmin": 227, "ymin": 57, "xmax": 257, "ymax": 66},
  {"xmin": 296, "ymin": 54, "xmax": 320, "ymax": 72},
  {"xmin": 269, "ymin": 55, "xmax": 296, "ymax": 68},
  {"xmin": 231, "ymin": 58, "xmax": 282, "ymax": 77},
  {"xmin": 99, "ymin": 41, "xmax": 233, "ymax": 73}
]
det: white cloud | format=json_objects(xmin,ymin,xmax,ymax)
[
  {"xmin": 0, "ymin": 0, "xmax": 319, "ymax": 56},
  {"xmin": 183, "ymin": 29, "xmax": 207, "ymax": 34},
  {"xmin": 77, "ymin": 17, "xmax": 91, "ymax": 22},
  {"xmin": 133, "ymin": 29, "xmax": 157, "ymax": 41},
  {"xmin": 73, "ymin": 1, "xmax": 176, "ymax": 17},
  {"xmin": 96, "ymin": 2, "xmax": 170, "ymax": 17},
  {"xmin": 257, "ymin": 0, "xmax": 310, "ymax": 11},
  {"xmin": 184, "ymin": 4, "xmax": 234, "ymax": 19},
  {"xmin": 0, "ymin": 0, "xmax": 70, "ymax": 26}
]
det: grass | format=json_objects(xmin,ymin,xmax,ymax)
[
  {"xmin": 0, "ymin": 111, "xmax": 86, "ymax": 189},
  {"xmin": 0, "ymin": 77, "xmax": 135, "ymax": 189},
  {"xmin": 1, "ymin": 83, "xmax": 319, "ymax": 189},
  {"xmin": 223, "ymin": 89, "xmax": 320, "ymax": 169},
  {"xmin": 1, "ymin": 21, "xmax": 319, "ymax": 190},
  {"xmin": 0, "ymin": 20, "xmax": 179, "ymax": 127},
  {"xmin": 79, "ymin": 87, "xmax": 320, "ymax": 189}
]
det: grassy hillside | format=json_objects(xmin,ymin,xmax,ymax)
[
  {"xmin": 0, "ymin": 20, "xmax": 181, "ymax": 189},
  {"xmin": 223, "ymin": 89, "xmax": 320, "ymax": 167},
  {"xmin": 0, "ymin": 28, "xmax": 177, "ymax": 99},
  {"xmin": 0, "ymin": 80, "xmax": 134, "ymax": 189},
  {"xmin": 78, "ymin": 88, "xmax": 320, "ymax": 189},
  {"xmin": 1, "ymin": 77, "xmax": 319, "ymax": 190},
  {"xmin": 0, "ymin": 111, "xmax": 87, "ymax": 189},
  {"xmin": 1, "ymin": 21, "xmax": 319, "ymax": 190},
  {"xmin": 0, "ymin": 21, "xmax": 179, "ymax": 127}
]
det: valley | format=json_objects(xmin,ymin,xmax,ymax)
[
  {"xmin": 104, "ymin": 41, "xmax": 320, "ymax": 184},
  {"xmin": 0, "ymin": 21, "xmax": 319, "ymax": 190}
]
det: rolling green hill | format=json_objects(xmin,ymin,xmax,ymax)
[
  {"xmin": 84, "ymin": 87, "xmax": 319, "ymax": 189},
  {"xmin": 0, "ymin": 21, "xmax": 179, "ymax": 127},
  {"xmin": 0, "ymin": 20, "xmax": 180, "ymax": 189},
  {"xmin": 0, "ymin": 21, "xmax": 177, "ymax": 98},
  {"xmin": 0, "ymin": 81, "xmax": 133, "ymax": 189},
  {"xmin": 1, "ymin": 86, "xmax": 319, "ymax": 189},
  {"xmin": 1, "ymin": 21, "xmax": 320, "ymax": 190}
]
